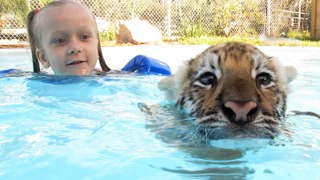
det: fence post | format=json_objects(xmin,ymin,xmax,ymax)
[
  {"xmin": 266, "ymin": 0, "xmax": 272, "ymax": 36},
  {"xmin": 131, "ymin": 0, "xmax": 136, "ymax": 19},
  {"xmin": 298, "ymin": 0, "xmax": 302, "ymax": 31},
  {"xmin": 311, "ymin": 0, "xmax": 320, "ymax": 40},
  {"xmin": 165, "ymin": 0, "xmax": 172, "ymax": 37}
]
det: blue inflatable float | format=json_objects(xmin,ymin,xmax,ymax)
[{"xmin": 0, "ymin": 55, "xmax": 171, "ymax": 76}]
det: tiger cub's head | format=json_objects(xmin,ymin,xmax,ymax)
[{"xmin": 158, "ymin": 42, "xmax": 297, "ymax": 138}]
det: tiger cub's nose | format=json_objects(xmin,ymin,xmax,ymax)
[{"xmin": 222, "ymin": 100, "xmax": 258, "ymax": 125}]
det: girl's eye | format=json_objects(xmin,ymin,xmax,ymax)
[
  {"xmin": 80, "ymin": 34, "xmax": 90, "ymax": 40},
  {"xmin": 53, "ymin": 38, "xmax": 66, "ymax": 45}
]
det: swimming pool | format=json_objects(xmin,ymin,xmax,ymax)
[{"xmin": 0, "ymin": 46, "xmax": 319, "ymax": 179}]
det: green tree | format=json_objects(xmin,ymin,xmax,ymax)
[
  {"xmin": 0, "ymin": 0, "xmax": 29, "ymax": 28},
  {"xmin": 173, "ymin": 0, "xmax": 264, "ymax": 37}
]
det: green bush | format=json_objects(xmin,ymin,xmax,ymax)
[
  {"xmin": 99, "ymin": 26, "xmax": 115, "ymax": 41},
  {"xmin": 0, "ymin": 0, "xmax": 29, "ymax": 27},
  {"xmin": 287, "ymin": 30, "xmax": 311, "ymax": 40},
  {"xmin": 173, "ymin": 0, "xmax": 264, "ymax": 38}
]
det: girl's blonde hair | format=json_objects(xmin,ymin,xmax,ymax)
[{"xmin": 26, "ymin": 0, "xmax": 110, "ymax": 73}]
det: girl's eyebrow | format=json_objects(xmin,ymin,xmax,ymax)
[
  {"xmin": 78, "ymin": 26, "xmax": 96, "ymax": 32},
  {"xmin": 48, "ymin": 29, "xmax": 67, "ymax": 35},
  {"xmin": 46, "ymin": 31, "xmax": 68, "ymax": 43},
  {"xmin": 46, "ymin": 24, "xmax": 96, "ymax": 38}
]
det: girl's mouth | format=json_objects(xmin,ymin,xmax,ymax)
[{"xmin": 67, "ymin": 60, "xmax": 85, "ymax": 66}]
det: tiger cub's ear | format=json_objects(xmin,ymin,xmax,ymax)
[
  {"xmin": 158, "ymin": 75, "xmax": 176, "ymax": 99},
  {"xmin": 285, "ymin": 66, "xmax": 297, "ymax": 83}
]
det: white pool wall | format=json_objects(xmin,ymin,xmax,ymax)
[
  {"xmin": 101, "ymin": 45, "xmax": 209, "ymax": 72},
  {"xmin": 102, "ymin": 45, "xmax": 320, "ymax": 73},
  {"xmin": 1, "ymin": 45, "xmax": 320, "ymax": 73}
]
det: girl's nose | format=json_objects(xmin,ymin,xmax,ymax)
[
  {"xmin": 68, "ymin": 48, "xmax": 81, "ymax": 55},
  {"xmin": 68, "ymin": 37, "xmax": 82, "ymax": 55}
]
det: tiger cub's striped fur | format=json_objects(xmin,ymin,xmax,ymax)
[{"xmin": 158, "ymin": 42, "xmax": 297, "ymax": 138}]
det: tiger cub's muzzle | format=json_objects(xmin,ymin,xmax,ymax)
[{"xmin": 221, "ymin": 100, "xmax": 259, "ymax": 125}]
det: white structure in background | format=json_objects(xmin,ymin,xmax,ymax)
[
  {"xmin": 116, "ymin": 18, "xmax": 162, "ymax": 45},
  {"xmin": 95, "ymin": 17, "xmax": 110, "ymax": 32}
]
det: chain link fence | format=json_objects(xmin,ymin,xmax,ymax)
[{"xmin": 0, "ymin": 0, "xmax": 312, "ymax": 44}]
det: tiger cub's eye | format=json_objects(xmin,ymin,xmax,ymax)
[
  {"xmin": 199, "ymin": 72, "xmax": 217, "ymax": 86},
  {"xmin": 256, "ymin": 73, "xmax": 272, "ymax": 86}
]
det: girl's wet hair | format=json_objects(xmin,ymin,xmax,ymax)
[{"xmin": 26, "ymin": 0, "xmax": 110, "ymax": 73}]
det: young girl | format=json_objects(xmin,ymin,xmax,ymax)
[{"xmin": 26, "ymin": 0, "xmax": 171, "ymax": 76}]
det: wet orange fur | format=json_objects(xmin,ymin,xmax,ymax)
[{"xmin": 158, "ymin": 42, "xmax": 296, "ymax": 138}]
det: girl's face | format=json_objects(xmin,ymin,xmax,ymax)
[{"xmin": 35, "ymin": 3, "xmax": 99, "ymax": 75}]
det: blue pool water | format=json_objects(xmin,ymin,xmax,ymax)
[{"xmin": 0, "ymin": 47, "xmax": 319, "ymax": 179}]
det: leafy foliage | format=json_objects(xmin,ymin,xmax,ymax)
[
  {"xmin": 0, "ymin": 0, "xmax": 29, "ymax": 27},
  {"xmin": 99, "ymin": 25, "xmax": 116, "ymax": 42},
  {"xmin": 172, "ymin": 0, "xmax": 264, "ymax": 38},
  {"xmin": 287, "ymin": 30, "xmax": 311, "ymax": 40}
]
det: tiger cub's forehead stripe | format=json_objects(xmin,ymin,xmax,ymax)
[
  {"xmin": 192, "ymin": 52, "xmax": 221, "ymax": 89},
  {"xmin": 202, "ymin": 52, "xmax": 221, "ymax": 79},
  {"xmin": 251, "ymin": 53, "xmax": 276, "ymax": 79}
]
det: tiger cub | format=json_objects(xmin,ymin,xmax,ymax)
[{"xmin": 158, "ymin": 42, "xmax": 297, "ymax": 138}]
